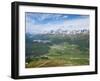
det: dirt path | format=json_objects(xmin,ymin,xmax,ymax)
[{"xmin": 37, "ymin": 60, "xmax": 50, "ymax": 67}]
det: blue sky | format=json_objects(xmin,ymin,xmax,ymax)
[{"xmin": 25, "ymin": 12, "xmax": 89, "ymax": 34}]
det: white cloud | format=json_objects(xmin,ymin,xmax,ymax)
[{"xmin": 26, "ymin": 17, "xmax": 89, "ymax": 34}]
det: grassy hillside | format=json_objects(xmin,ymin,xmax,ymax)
[{"xmin": 25, "ymin": 33, "xmax": 89, "ymax": 68}]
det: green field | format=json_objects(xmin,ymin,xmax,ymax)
[{"xmin": 25, "ymin": 33, "xmax": 89, "ymax": 68}]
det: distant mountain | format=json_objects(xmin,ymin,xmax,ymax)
[{"xmin": 27, "ymin": 29, "xmax": 89, "ymax": 35}]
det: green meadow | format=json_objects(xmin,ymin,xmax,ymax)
[{"xmin": 25, "ymin": 32, "xmax": 89, "ymax": 68}]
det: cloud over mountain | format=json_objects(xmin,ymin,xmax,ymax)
[{"xmin": 25, "ymin": 12, "xmax": 89, "ymax": 34}]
